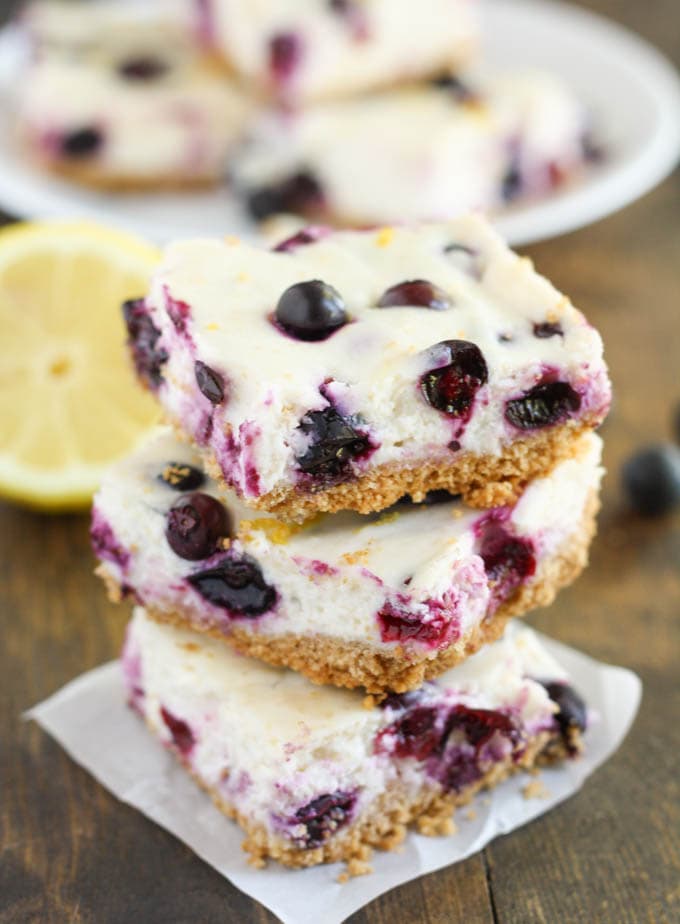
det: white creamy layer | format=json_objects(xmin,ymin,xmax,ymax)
[
  {"xmin": 125, "ymin": 610, "xmax": 569, "ymax": 833},
  {"xmin": 147, "ymin": 217, "xmax": 610, "ymax": 500},
  {"xmin": 196, "ymin": 0, "xmax": 477, "ymax": 103},
  {"xmin": 233, "ymin": 70, "xmax": 587, "ymax": 223},
  {"xmin": 95, "ymin": 427, "xmax": 602, "ymax": 649},
  {"xmin": 18, "ymin": 12, "xmax": 245, "ymax": 179}
]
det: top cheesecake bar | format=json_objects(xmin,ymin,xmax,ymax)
[
  {"xmin": 192, "ymin": 0, "xmax": 478, "ymax": 104},
  {"xmin": 126, "ymin": 217, "xmax": 611, "ymax": 521}
]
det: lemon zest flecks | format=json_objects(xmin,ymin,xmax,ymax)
[{"xmin": 375, "ymin": 227, "xmax": 394, "ymax": 247}]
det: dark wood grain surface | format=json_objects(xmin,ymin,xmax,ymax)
[{"xmin": 1, "ymin": 1, "xmax": 679, "ymax": 922}]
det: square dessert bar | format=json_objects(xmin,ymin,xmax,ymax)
[
  {"xmin": 123, "ymin": 610, "xmax": 588, "ymax": 870},
  {"xmin": 192, "ymin": 0, "xmax": 478, "ymax": 104},
  {"xmin": 18, "ymin": 2, "xmax": 246, "ymax": 190},
  {"xmin": 93, "ymin": 427, "xmax": 602, "ymax": 693},
  {"xmin": 235, "ymin": 70, "xmax": 590, "ymax": 226},
  {"xmin": 126, "ymin": 217, "xmax": 611, "ymax": 522}
]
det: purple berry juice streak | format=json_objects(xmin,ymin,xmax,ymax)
[{"xmin": 90, "ymin": 510, "xmax": 129, "ymax": 570}]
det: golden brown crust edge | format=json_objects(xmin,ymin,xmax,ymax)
[
  {"xmin": 172, "ymin": 729, "xmax": 576, "ymax": 870},
  {"xmin": 24, "ymin": 153, "xmax": 221, "ymax": 192},
  {"xmin": 138, "ymin": 489, "xmax": 599, "ymax": 694},
  {"xmin": 196, "ymin": 418, "xmax": 598, "ymax": 523}
]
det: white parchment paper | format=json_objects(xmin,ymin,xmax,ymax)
[{"xmin": 28, "ymin": 633, "xmax": 641, "ymax": 924}]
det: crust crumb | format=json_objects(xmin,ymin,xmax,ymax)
[{"xmin": 522, "ymin": 778, "xmax": 551, "ymax": 800}]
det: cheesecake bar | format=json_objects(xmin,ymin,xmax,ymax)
[
  {"xmin": 17, "ymin": 2, "xmax": 246, "ymax": 190},
  {"xmin": 234, "ymin": 70, "xmax": 590, "ymax": 226},
  {"xmin": 93, "ymin": 427, "xmax": 602, "ymax": 693},
  {"xmin": 191, "ymin": 0, "xmax": 477, "ymax": 104},
  {"xmin": 123, "ymin": 610, "xmax": 588, "ymax": 869},
  {"xmin": 126, "ymin": 217, "xmax": 611, "ymax": 521}
]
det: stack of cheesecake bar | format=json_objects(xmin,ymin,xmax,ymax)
[
  {"xmin": 16, "ymin": 0, "xmax": 594, "ymax": 225},
  {"xmin": 91, "ymin": 214, "xmax": 611, "ymax": 871}
]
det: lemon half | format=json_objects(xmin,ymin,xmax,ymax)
[{"xmin": 0, "ymin": 220, "xmax": 161, "ymax": 511}]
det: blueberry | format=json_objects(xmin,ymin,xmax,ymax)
[
  {"xmin": 376, "ymin": 280, "xmax": 452, "ymax": 311},
  {"xmin": 501, "ymin": 155, "xmax": 522, "ymax": 202},
  {"xmin": 188, "ymin": 555, "xmax": 276, "ymax": 615},
  {"xmin": 165, "ymin": 492, "xmax": 230, "ymax": 561},
  {"xmin": 541, "ymin": 681, "xmax": 587, "ymax": 747},
  {"xmin": 505, "ymin": 381, "xmax": 581, "ymax": 430},
  {"xmin": 122, "ymin": 298, "xmax": 167, "ymax": 389},
  {"xmin": 622, "ymin": 444, "xmax": 680, "ymax": 516},
  {"xmin": 160, "ymin": 707, "xmax": 194, "ymax": 755},
  {"xmin": 430, "ymin": 73, "xmax": 477, "ymax": 102},
  {"xmin": 246, "ymin": 171, "xmax": 323, "ymax": 221},
  {"xmin": 296, "ymin": 407, "xmax": 369, "ymax": 477},
  {"xmin": 158, "ymin": 462, "xmax": 205, "ymax": 492},
  {"xmin": 195, "ymin": 360, "xmax": 225, "ymax": 404},
  {"xmin": 290, "ymin": 791, "xmax": 356, "ymax": 848},
  {"xmin": 533, "ymin": 322, "xmax": 564, "ymax": 338},
  {"xmin": 420, "ymin": 340, "xmax": 488, "ymax": 417},
  {"xmin": 478, "ymin": 520, "xmax": 536, "ymax": 607},
  {"xmin": 118, "ymin": 56, "xmax": 169, "ymax": 81},
  {"xmin": 395, "ymin": 489, "xmax": 458, "ymax": 507},
  {"xmin": 61, "ymin": 127, "xmax": 103, "ymax": 158},
  {"xmin": 275, "ymin": 280, "xmax": 347, "ymax": 341},
  {"xmin": 268, "ymin": 31, "xmax": 302, "ymax": 82},
  {"xmin": 273, "ymin": 226, "xmax": 327, "ymax": 253}
]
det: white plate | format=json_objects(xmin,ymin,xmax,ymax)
[{"xmin": 0, "ymin": 0, "xmax": 678, "ymax": 246}]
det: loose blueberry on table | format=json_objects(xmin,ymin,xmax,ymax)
[{"xmin": 621, "ymin": 444, "xmax": 680, "ymax": 516}]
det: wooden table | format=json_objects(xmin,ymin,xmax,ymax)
[{"xmin": 1, "ymin": 1, "xmax": 679, "ymax": 921}]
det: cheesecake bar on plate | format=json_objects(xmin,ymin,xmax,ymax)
[
  {"xmin": 191, "ymin": 0, "xmax": 478, "ymax": 104},
  {"xmin": 17, "ymin": 2, "xmax": 246, "ymax": 190},
  {"xmin": 93, "ymin": 427, "xmax": 602, "ymax": 693},
  {"xmin": 125, "ymin": 217, "xmax": 611, "ymax": 521},
  {"xmin": 123, "ymin": 610, "xmax": 588, "ymax": 869},
  {"xmin": 234, "ymin": 70, "xmax": 590, "ymax": 226}
]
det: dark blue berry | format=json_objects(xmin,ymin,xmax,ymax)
[
  {"xmin": 430, "ymin": 73, "xmax": 477, "ymax": 102},
  {"xmin": 478, "ymin": 520, "xmax": 535, "ymax": 606},
  {"xmin": 296, "ymin": 407, "xmax": 369, "ymax": 477},
  {"xmin": 122, "ymin": 298, "xmax": 167, "ymax": 389},
  {"xmin": 290, "ymin": 791, "xmax": 356, "ymax": 848},
  {"xmin": 420, "ymin": 340, "xmax": 488, "ymax": 417},
  {"xmin": 158, "ymin": 462, "xmax": 205, "ymax": 492},
  {"xmin": 533, "ymin": 322, "xmax": 564, "ymax": 338},
  {"xmin": 188, "ymin": 555, "xmax": 276, "ymax": 615},
  {"xmin": 269, "ymin": 31, "xmax": 302, "ymax": 81},
  {"xmin": 61, "ymin": 127, "xmax": 103, "ymax": 158},
  {"xmin": 501, "ymin": 155, "xmax": 522, "ymax": 202},
  {"xmin": 195, "ymin": 360, "xmax": 225, "ymax": 404},
  {"xmin": 541, "ymin": 681, "xmax": 587, "ymax": 747},
  {"xmin": 246, "ymin": 171, "xmax": 323, "ymax": 221},
  {"xmin": 275, "ymin": 280, "xmax": 347, "ymax": 341},
  {"xmin": 160, "ymin": 707, "xmax": 194, "ymax": 755},
  {"xmin": 118, "ymin": 56, "xmax": 169, "ymax": 80},
  {"xmin": 622, "ymin": 444, "xmax": 680, "ymax": 516},
  {"xmin": 505, "ymin": 381, "xmax": 580, "ymax": 430},
  {"xmin": 165, "ymin": 492, "xmax": 230, "ymax": 561},
  {"xmin": 377, "ymin": 280, "xmax": 451, "ymax": 311}
]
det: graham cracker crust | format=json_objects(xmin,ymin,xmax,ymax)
[
  {"xmin": 136, "ymin": 489, "xmax": 599, "ymax": 694},
  {"xmin": 195, "ymin": 417, "xmax": 598, "ymax": 523},
  {"xmin": 162, "ymin": 728, "xmax": 575, "ymax": 870},
  {"xmin": 26, "ymin": 153, "xmax": 222, "ymax": 192}
]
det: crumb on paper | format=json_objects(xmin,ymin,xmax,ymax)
[
  {"xmin": 522, "ymin": 778, "xmax": 551, "ymax": 800},
  {"xmin": 337, "ymin": 856, "xmax": 373, "ymax": 882},
  {"xmin": 341, "ymin": 548, "xmax": 371, "ymax": 566},
  {"xmin": 464, "ymin": 808, "xmax": 477, "ymax": 822}
]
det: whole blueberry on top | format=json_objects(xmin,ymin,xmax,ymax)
[
  {"xmin": 61, "ymin": 127, "xmax": 103, "ymax": 158},
  {"xmin": 165, "ymin": 492, "xmax": 231, "ymax": 560},
  {"xmin": 505, "ymin": 381, "xmax": 580, "ymax": 430},
  {"xmin": 420, "ymin": 340, "xmax": 488, "ymax": 417},
  {"xmin": 376, "ymin": 280, "xmax": 452, "ymax": 311},
  {"xmin": 621, "ymin": 444, "xmax": 680, "ymax": 516},
  {"xmin": 275, "ymin": 280, "xmax": 348, "ymax": 341}
]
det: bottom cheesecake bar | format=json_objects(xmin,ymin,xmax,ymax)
[{"xmin": 123, "ymin": 609, "xmax": 587, "ymax": 870}]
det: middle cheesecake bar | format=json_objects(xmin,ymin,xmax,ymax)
[{"xmin": 93, "ymin": 427, "xmax": 602, "ymax": 693}]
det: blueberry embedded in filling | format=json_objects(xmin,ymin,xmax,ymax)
[
  {"xmin": 158, "ymin": 462, "xmax": 206, "ymax": 492},
  {"xmin": 195, "ymin": 360, "xmax": 226, "ymax": 405},
  {"xmin": 118, "ymin": 56, "xmax": 169, "ymax": 81},
  {"xmin": 61, "ymin": 126, "xmax": 103, "ymax": 159},
  {"xmin": 540, "ymin": 681, "xmax": 587, "ymax": 753},
  {"xmin": 533, "ymin": 321, "xmax": 564, "ymax": 339},
  {"xmin": 274, "ymin": 279, "xmax": 348, "ymax": 341},
  {"xmin": 377, "ymin": 601, "xmax": 451, "ymax": 648},
  {"xmin": 295, "ymin": 407, "xmax": 371, "ymax": 481},
  {"xmin": 505, "ymin": 381, "xmax": 581, "ymax": 430},
  {"xmin": 165, "ymin": 492, "xmax": 231, "ymax": 561},
  {"xmin": 160, "ymin": 706, "xmax": 195, "ymax": 756},
  {"xmin": 246, "ymin": 170, "xmax": 323, "ymax": 221},
  {"xmin": 477, "ymin": 515, "xmax": 536, "ymax": 609},
  {"xmin": 272, "ymin": 226, "xmax": 329, "ymax": 253},
  {"xmin": 188, "ymin": 554, "xmax": 277, "ymax": 616},
  {"xmin": 122, "ymin": 298, "xmax": 168, "ymax": 390},
  {"xmin": 430, "ymin": 73, "xmax": 479, "ymax": 104},
  {"xmin": 420, "ymin": 340, "xmax": 488, "ymax": 419},
  {"xmin": 288, "ymin": 790, "xmax": 356, "ymax": 849},
  {"xmin": 501, "ymin": 154, "xmax": 523, "ymax": 202},
  {"xmin": 376, "ymin": 279, "xmax": 452, "ymax": 311},
  {"xmin": 268, "ymin": 31, "xmax": 303, "ymax": 83}
]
